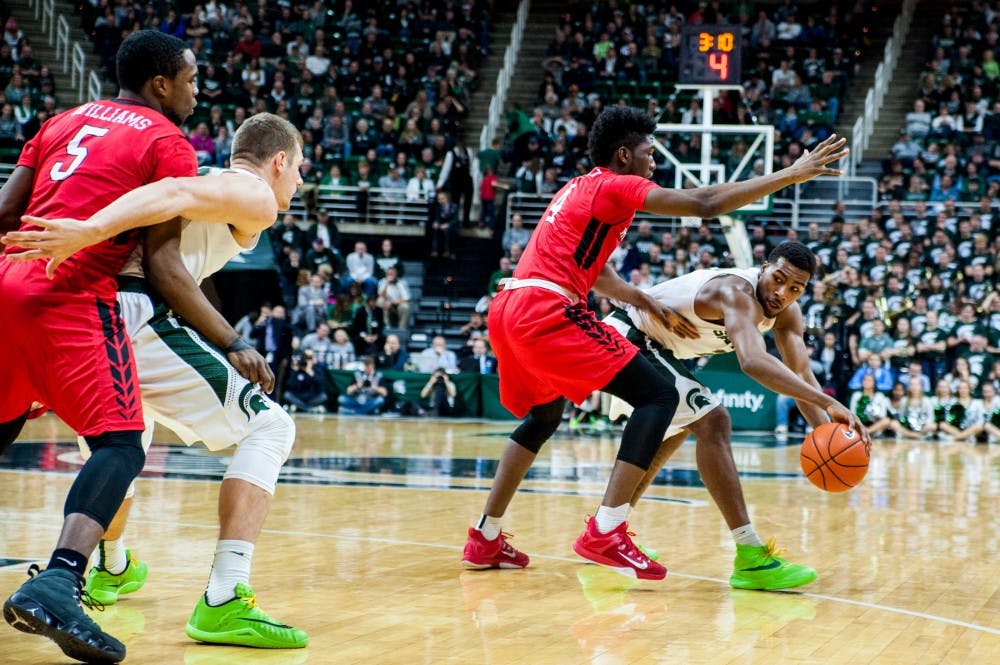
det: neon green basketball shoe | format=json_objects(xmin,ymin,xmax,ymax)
[
  {"xmin": 729, "ymin": 537, "xmax": 817, "ymax": 590},
  {"xmin": 84, "ymin": 549, "xmax": 148, "ymax": 605},
  {"xmin": 185, "ymin": 583, "xmax": 308, "ymax": 649}
]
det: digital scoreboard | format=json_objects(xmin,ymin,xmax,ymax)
[{"xmin": 679, "ymin": 25, "xmax": 742, "ymax": 85}]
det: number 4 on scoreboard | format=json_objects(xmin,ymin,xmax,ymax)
[{"xmin": 709, "ymin": 52, "xmax": 728, "ymax": 80}]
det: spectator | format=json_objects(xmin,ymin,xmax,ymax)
[
  {"xmin": 479, "ymin": 164, "xmax": 498, "ymax": 233},
  {"xmin": 251, "ymin": 304, "xmax": 294, "ymax": 403},
  {"xmin": 420, "ymin": 368, "xmax": 457, "ymax": 416},
  {"xmin": 338, "ymin": 356, "xmax": 388, "ymax": 415},
  {"xmin": 416, "ymin": 335, "xmax": 458, "ymax": 373},
  {"xmin": 350, "ymin": 294, "xmax": 385, "ymax": 358},
  {"xmin": 300, "ymin": 323, "xmax": 337, "ymax": 370},
  {"xmin": 437, "ymin": 139, "xmax": 475, "ymax": 227},
  {"xmin": 487, "ymin": 256, "xmax": 513, "ymax": 294},
  {"xmin": 459, "ymin": 338, "xmax": 496, "ymax": 374},
  {"xmin": 894, "ymin": 376, "xmax": 936, "ymax": 439},
  {"xmin": 329, "ymin": 327, "xmax": 357, "ymax": 369},
  {"xmin": 848, "ymin": 355, "xmax": 894, "ymax": 392},
  {"xmin": 429, "ymin": 190, "xmax": 457, "ymax": 259},
  {"xmin": 501, "ymin": 213, "xmax": 531, "ymax": 255},
  {"xmin": 283, "ymin": 351, "xmax": 328, "ymax": 414},
  {"xmin": 373, "ymin": 238, "xmax": 403, "ymax": 278},
  {"xmin": 376, "ymin": 333, "xmax": 410, "ymax": 372},
  {"xmin": 848, "ymin": 373, "xmax": 893, "ymax": 437},
  {"xmin": 376, "ymin": 266, "xmax": 411, "ymax": 330},
  {"xmin": 294, "ymin": 273, "xmax": 329, "ymax": 335},
  {"xmin": 344, "ymin": 241, "xmax": 378, "ymax": 296}
]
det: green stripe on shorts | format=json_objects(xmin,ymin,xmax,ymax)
[{"xmin": 149, "ymin": 312, "xmax": 230, "ymax": 406}]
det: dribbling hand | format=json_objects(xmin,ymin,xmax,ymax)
[{"xmin": 824, "ymin": 401, "xmax": 871, "ymax": 450}]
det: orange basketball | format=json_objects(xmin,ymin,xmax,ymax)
[{"xmin": 800, "ymin": 422, "xmax": 870, "ymax": 492}]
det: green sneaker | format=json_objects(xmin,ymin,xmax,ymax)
[
  {"xmin": 185, "ymin": 583, "xmax": 308, "ymax": 649},
  {"xmin": 729, "ymin": 538, "xmax": 817, "ymax": 590},
  {"xmin": 636, "ymin": 543, "xmax": 659, "ymax": 561},
  {"xmin": 84, "ymin": 549, "xmax": 148, "ymax": 605}
]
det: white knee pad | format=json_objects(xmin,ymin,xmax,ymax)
[{"xmin": 223, "ymin": 407, "xmax": 296, "ymax": 495}]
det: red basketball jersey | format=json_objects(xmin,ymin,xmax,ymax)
[
  {"xmin": 513, "ymin": 167, "xmax": 657, "ymax": 298},
  {"xmin": 12, "ymin": 99, "xmax": 197, "ymax": 290}
]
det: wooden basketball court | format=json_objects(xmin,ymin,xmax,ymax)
[{"xmin": 3, "ymin": 415, "xmax": 999, "ymax": 664}]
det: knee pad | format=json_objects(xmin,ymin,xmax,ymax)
[
  {"xmin": 66, "ymin": 431, "xmax": 146, "ymax": 528},
  {"xmin": 224, "ymin": 407, "xmax": 296, "ymax": 495},
  {"xmin": 615, "ymin": 383, "xmax": 679, "ymax": 470},
  {"xmin": 511, "ymin": 398, "xmax": 565, "ymax": 454}
]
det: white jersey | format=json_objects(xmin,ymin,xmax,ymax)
[
  {"xmin": 624, "ymin": 268, "xmax": 775, "ymax": 359},
  {"xmin": 120, "ymin": 167, "xmax": 261, "ymax": 284}
]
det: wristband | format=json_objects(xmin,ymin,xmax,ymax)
[{"xmin": 224, "ymin": 338, "xmax": 254, "ymax": 354}]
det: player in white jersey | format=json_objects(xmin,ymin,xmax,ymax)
[
  {"xmin": 604, "ymin": 241, "xmax": 869, "ymax": 590},
  {"xmin": 4, "ymin": 113, "xmax": 309, "ymax": 648}
]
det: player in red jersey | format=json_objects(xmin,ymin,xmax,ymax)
[
  {"xmin": 461, "ymin": 106, "xmax": 848, "ymax": 579},
  {"xmin": 0, "ymin": 30, "xmax": 198, "ymax": 663}
]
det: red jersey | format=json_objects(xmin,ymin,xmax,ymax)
[
  {"xmin": 514, "ymin": 168, "xmax": 657, "ymax": 298},
  {"xmin": 12, "ymin": 99, "xmax": 197, "ymax": 291}
]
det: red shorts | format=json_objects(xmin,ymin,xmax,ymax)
[
  {"xmin": 0, "ymin": 261, "xmax": 143, "ymax": 435},
  {"xmin": 488, "ymin": 287, "xmax": 637, "ymax": 418}
]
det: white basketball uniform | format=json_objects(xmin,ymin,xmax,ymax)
[
  {"xmin": 80, "ymin": 168, "xmax": 275, "ymax": 455},
  {"xmin": 604, "ymin": 268, "xmax": 775, "ymax": 439}
]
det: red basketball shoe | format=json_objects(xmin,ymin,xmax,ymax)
[
  {"xmin": 461, "ymin": 528, "xmax": 529, "ymax": 569},
  {"xmin": 572, "ymin": 517, "xmax": 667, "ymax": 580}
]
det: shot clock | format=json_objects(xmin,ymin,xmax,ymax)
[{"xmin": 679, "ymin": 25, "xmax": 742, "ymax": 85}]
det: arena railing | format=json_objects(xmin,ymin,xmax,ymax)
[
  {"xmin": 475, "ymin": 0, "xmax": 530, "ymax": 170},
  {"xmin": 28, "ymin": 0, "xmax": 103, "ymax": 103},
  {"xmin": 849, "ymin": 0, "xmax": 915, "ymax": 174}
]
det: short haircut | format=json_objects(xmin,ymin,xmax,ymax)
[
  {"xmin": 116, "ymin": 30, "xmax": 189, "ymax": 94},
  {"xmin": 588, "ymin": 106, "xmax": 656, "ymax": 166},
  {"xmin": 768, "ymin": 241, "xmax": 816, "ymax": 276},
  {"xmin": 230, "ymin": 113, "xmax": 303, "ymax": 165}
]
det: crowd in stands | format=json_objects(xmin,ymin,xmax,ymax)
[{"xmin": 883, "ymin": 2, "xmax": 1000, "ymax": 206}]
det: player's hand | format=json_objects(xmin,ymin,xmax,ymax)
[
  {"xmin": 227, "ymin": 349, "xmax": 275, "ymax": 394},
  {"xmin": 824, "ymin": 401, "xmax": 872, "ymax": 450},
  {"xmin": 789, "ymin": 135, "xmax": 849, "ymax": 184},
  {"xmin": 649, "ymin": 301, "xmax": 699, "ymax": 339},
  {"xmin": 1, "ymin": 215, "xmax": 103, "ymax": 279}
]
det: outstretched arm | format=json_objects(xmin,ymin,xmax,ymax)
[
  {"xmin": 3, "ymin": 174, "xmax": 277, "ymax": 277},
  {"xmin": 643, "ymin": 135, "xmax": 847, "ymax": 218}
]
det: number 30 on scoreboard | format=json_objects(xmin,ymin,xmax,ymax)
[{"xmin": 679, "ymin": 25, "xmax": 742, "ymax": 85}]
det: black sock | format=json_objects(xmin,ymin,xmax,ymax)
[{"xmin": 49, "ymin": 548, "xmax": 88, "ymax": 577}]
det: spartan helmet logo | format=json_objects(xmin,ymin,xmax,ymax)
[
  {"xmin": 843, "ymin": 428, "xmax": 856, "ymax": 439},
  {"xmin": 685, "ymin": 388, "xmax": 712, "ymax": 412}
]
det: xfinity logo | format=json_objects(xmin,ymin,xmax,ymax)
[{"xmin": 712, "ymin": 389, "xmax": 766, "ymax": 413}]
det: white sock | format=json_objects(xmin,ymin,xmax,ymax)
[
  {"xmin": 594, "ymin": 503, "xmax": 630, "ymax": 534},
  {"xmin": 99, "ymin": 538, "xmax": 128, "ymax": 575},
  {"xmin": 732, "ymin": 524, "xmax": 764, "ymax": 547},
  {"xmin": 475, "ymin": 515, "xmax": 503, "ymax": 541},
  {"xmin": 206, "ymin": 539, "xmax": 254, "ymax": 606}
]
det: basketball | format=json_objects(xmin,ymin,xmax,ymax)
[{"xmin": 800, "ymin": 422, "xmax": 870, "ymax": 492}]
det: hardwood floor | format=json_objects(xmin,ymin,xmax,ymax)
[{"xmin": 3, "ymin": 415, "xmax": 999, "ymax": 664}]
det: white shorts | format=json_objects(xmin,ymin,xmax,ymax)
[
  {"xmin": 604, "ymin": 311, "xmax": 718, "ymax": 440},
  {"xmin": 82, "ymin": 282, "xmax": 280, "ymax": 452}
]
